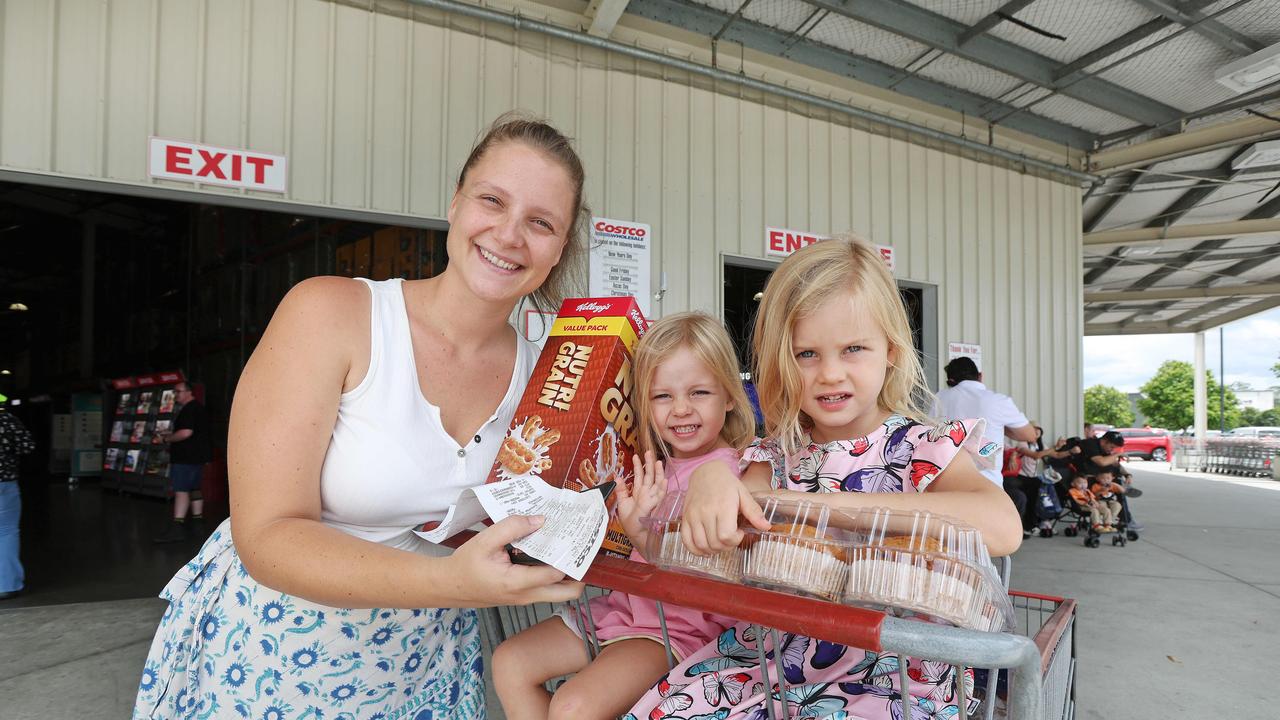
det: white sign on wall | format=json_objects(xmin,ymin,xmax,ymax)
[
  {"xmin": 148, "ymin": 137, "xmax": 287, "ymax": 193},
  {"xmin": 764, "ymin": 227, "xmax": 895, "ymax": 271},
  {"xmin": 589, "ymin": 217, "xmax": 652, "ymax": 316},
  {"xmin": 947, "ymin": 342, "xmax": 982, "ymax": 370}
]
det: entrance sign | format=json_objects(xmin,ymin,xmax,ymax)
[
  {"xmin": 589, "ymin": 217, "xmax": 652, "ymax": 316},
  {"xmin": 765, "ymin": 227, "xmax": 894, "ymax": 271},
  {"xmin": 149, "ymin": 138, "xmax": 287, "ymax": 193}
]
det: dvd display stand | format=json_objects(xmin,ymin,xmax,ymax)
[{"xmin": 102, "ymin": 370, "xmax": 184, "ymax": 498}]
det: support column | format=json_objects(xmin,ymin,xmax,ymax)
[
  {"xmin": 79, "ymin": 222, "xmax": 96, "ymax": 379},
  {"xmin": 1194, "ymin": 331, "xmax": 1207, "ymax": 449}
]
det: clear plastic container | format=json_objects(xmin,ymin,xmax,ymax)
[
  {"xmin": 739, "ymin": 496, "xmax": 853, "ymax": 601},
  {"xmin": 640, "ymin": 491, "xmax": 743, "ymax": 582},
  {"xmin": 839, "ymin": 507, "xmax": 1015, "ymax": 632}
]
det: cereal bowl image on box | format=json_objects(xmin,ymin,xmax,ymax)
[
  {"xmin": 840, "ymin": 507, "xmax": 1014, "ymax": 632},
  {"xmin": 495, "ymin": 416, "xmax": 561, "ymax": 480},
  {"xmin": 740, "ymin": 496, "xmax": 853, "ymax": 601},
  {"xmin": 641, "ymin": 490, "xmax": 743, "ymax": 582}
]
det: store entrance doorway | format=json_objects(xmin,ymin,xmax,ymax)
[
  {"xmin": 0, "ymin": 178, "xmax": 448, "ymax": 608},
  {"xmin": 721, "ymin": 257, "xmax": 938, "ymax": 389}
]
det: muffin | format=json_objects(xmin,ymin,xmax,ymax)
[
  {"xmin": 743, "ymin": 522, "xmax": 850, "ymax": 600},
  {"xmin": 650, "ymin": 520, "xmax": 742, "ymax": 582},
  {"xmin": 839, "ymin": 508, "xmax": 1013, "ymax": 631}
]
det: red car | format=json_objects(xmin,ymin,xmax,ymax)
[{"xmin": 1115, "ymin": 427, "xmax": 1173, "ymax": 461}]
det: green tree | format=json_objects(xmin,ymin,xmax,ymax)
[
  {"xmin": 1239, "ymin": 406, "xmax": 1280, "ymax": 427},
  {"xmin": 1083, "ymin": 384, "xmax": 1134, "ymax": 427},
  {"xmin": 1137, "ymin": 361, "xmax": 1241, "ymax": 431}
]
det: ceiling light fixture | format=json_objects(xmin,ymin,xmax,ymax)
[
  {"xmin": 0, "ymin": 370, "xmax": 10, "ymax": 375},
  {"xmin": 7, "ymin": 302, "xmax": 28, "ymax": 311},
  {"xmin": 1118, "ymin": 245, "xmax": 1161, "ymax": 257},
  {"xmin": 1215, "ymin": 41, "xmax": 1280, "ymax": 94},
  {"xmin": 1232, "ymin": 139, "xmax": 1280, "ymax": 169}
]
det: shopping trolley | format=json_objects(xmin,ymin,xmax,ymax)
[
  {"xmin": 1173, "ymin": 437, "xmax": 1278, "ymax": 477},
  {"xmin": 473, "ymin": 543, "xmax": 1077, "ymax": 720}
]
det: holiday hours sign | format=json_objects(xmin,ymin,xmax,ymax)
[{"xmin": 589, "ymin": 217, "xmax": 652, "ymax": 316}]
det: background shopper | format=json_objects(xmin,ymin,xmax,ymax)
[
  {"xmin": 152, "ymin": 381, "xmax": 212, "ymax": 543},
  {"xmin": 0, "ymin": 395, "xmax": 35, "ymax": 599}
]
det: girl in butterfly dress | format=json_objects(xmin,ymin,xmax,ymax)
[
  {"xmin": 493, "ymin": 312, "xmax": 759, "ymax": 720},
  {"xmin": 625, "ymin": 237, "xmax": 1023, "ymax": 720}
]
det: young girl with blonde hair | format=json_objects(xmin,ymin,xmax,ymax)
[
  {"xmin": 494, "ymin": 311, "xmax": 757, "ymax": 720},
  {"xmin": 626, "ymin": 237, "xmax": 1020, "ymax": 720}
]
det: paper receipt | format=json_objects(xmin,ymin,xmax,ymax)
[{"xmin": 414, "ymin": 477, "xmax": 609, "ymax": 581}]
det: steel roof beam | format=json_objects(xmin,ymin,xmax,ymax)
[
  {"xmin": 1192, "ymin": 295, "xmax": 1280, "ymax": 331},
  {"xmin": 1084, "ymin": 217, "xmax": 1280, "ymax": 246},
  {"xmin": 1163, "ymin": 296, "xmax": 1245, "ymax": 327},
  {"xmin": 1127, "ymin": 0, "xmax": 1263, "ymax": 58},
  {"xmin": 1180, "ymin": 195, "xmax": 1280, "ymax": 288},
  {"xmin": 625, "ymin": 0, "xmax": 1097, "ymax": 147},
  {"xmin": 585, "ymin": 0, "xmax": 633, "ymax": 37},
  {"xmin": 1083, "ymin": 157, "xmax": 1237, "ymax": 284},
  {"xmin": 1084, "ymin": 170, "xmax": 1142, "ymax": 233},
  {"xmin": 1129, "ymin": 166, "xmax": 1277, "ymax": 186},
  {"xmin": 1086, "ymin": 151, "xmax": 1273, "ymax": 292},
  {"xmin": 1084, "ymin": 320, "xmax": 1178, "ymax": 335},
  {"xmin": 801, "ymin": 0, "xmax": 1183, "ymax": 126},
  {"xmin": 1089, "ymin": 114, "xmax": 1280, "ymax": 173},
  {"xmin": 1085, "ymin": 281, "xmax": 1280, "ymax": 302},
  {"xmin": 1051, "ymin": 16, "xmax": 1174, "ymax": 84},
  {"xmin": 1097, "ymin": 87, "xmax": 1280, "ymax": 148},
  {"xmin": 1096, "ymin": 196, "xmax": 1280, "ymax": 327}
]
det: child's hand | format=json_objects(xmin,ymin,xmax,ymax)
[
  {"xmin": 681, "ymin": 461, "xmax": 770, "ymax": 556},
  {"xmin": 615, "ymin": 451, "xmax": 667, "ymax": 543}
]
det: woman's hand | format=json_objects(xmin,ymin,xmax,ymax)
[
  {"xmin": 615, "ymin": 452, "xmax": 667, "ymax": 546},
  {"xmin": 445, "ymin": 515, "xmax": 585, "ymax": 607},
  {"xmin": 680, "ymin": 461, "xmax": 770, "ymax": 556}
]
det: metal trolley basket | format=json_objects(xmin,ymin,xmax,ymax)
[{"xmin": 476, "ymin": 549, "xmax": 1077, "ymax": 720}]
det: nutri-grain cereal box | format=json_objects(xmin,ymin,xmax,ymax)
[{"xmin": 488, "ymin": 297, "xmax": 648, "ymax": 557}]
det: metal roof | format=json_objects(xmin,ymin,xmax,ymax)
[{"xmin": 605, "ymin": 0, "xmax": 1280, "ymax": 334}]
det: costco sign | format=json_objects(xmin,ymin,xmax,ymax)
[
  {"xmin": 148, "ymin": 138, "xmax": 287, "ymax": 193},
  {"xmin": 765, "ymin": 227, "xmax": 894, "ymax": 270}
]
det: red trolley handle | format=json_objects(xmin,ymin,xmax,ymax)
[{"xmin": 444, "ymin": 531, "xmax": 884, "ymax": 651}]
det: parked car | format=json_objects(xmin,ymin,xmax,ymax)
[
  {"xmin": 1114, "ymin": 427, "xmax": 1173, "ymax": 461},
  {"xmin": 1224, "ymin": 426, "xmax": 1280, "ymax": 438}
]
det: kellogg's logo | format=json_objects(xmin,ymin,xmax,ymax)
[
  {"xmin": 628, "ymin": 308, "xmax": 647, "ymax": 335},
  {"xmin": 575, "ymin": 301, "xmax": 613, "ymax": 314},
  {"xmin": 594, "ymin": 221, "xmax": 647, "ymax": 238}
]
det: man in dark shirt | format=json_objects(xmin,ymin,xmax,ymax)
[
  {"xmin": 1077, "ymin": 430, "xmax": 1142, "ymax": 530},
  {"xmin": 153, "ymin": 382, "xmax": 213, "ymax": 543},
  {"xmin": 0, "ymin": 400, "xmax": 35, "ymax": 599}
]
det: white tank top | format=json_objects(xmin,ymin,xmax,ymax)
[{"xmin": 318, "ymin": 278, "xmax": 539, "ymax": 553}]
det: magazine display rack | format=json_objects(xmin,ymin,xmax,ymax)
[{"xmin": 102, "ymin": 371, "xmax": 185, "ymax": 497}]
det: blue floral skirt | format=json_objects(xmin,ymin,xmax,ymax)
[{"xmin": 132, "ymin": 520, "xmax": 485, "ymax": 720}]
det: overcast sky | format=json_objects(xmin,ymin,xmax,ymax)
[{"xmin": 1083, "ymin": 306, "xmax": 1280, "ymax": 393}]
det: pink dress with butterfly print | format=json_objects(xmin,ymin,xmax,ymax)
[{"xmin": 623, "ymin": 414, "xmax": 997, "ymax": 720}]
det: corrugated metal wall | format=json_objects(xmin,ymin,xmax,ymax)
[{"xmin": 0, "ymin": 0, "xmax": 1082, "ymax": 433}]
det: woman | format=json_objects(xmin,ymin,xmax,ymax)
[{"xmin": 134, "ymin": 116, "xmax": 588, "ymax": 719}]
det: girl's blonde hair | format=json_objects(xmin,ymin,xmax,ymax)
[
  {"xmin": 632, "ymin": 312, "xmax": 757, "ymax": 458},
  {"xmin": 752, "ymin": 235, "xmax": 933, "ymax": 456}
]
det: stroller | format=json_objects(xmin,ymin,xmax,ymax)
[{"xmin": 1034, "ymin": 467, "xmax": 1089, "ymax": 538}]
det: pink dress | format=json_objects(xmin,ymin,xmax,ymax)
[
  {"xmin": 572, "ymin": 447, "xmax": 744, "ymax": 661},
  {"xmin": 624, "ymin": 415, "xmax": 997, "ymax": 720}
]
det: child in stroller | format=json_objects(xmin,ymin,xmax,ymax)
[{"xmin": 1065, "ymin": 471, "xmax": 1139, "ymax": 547}]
